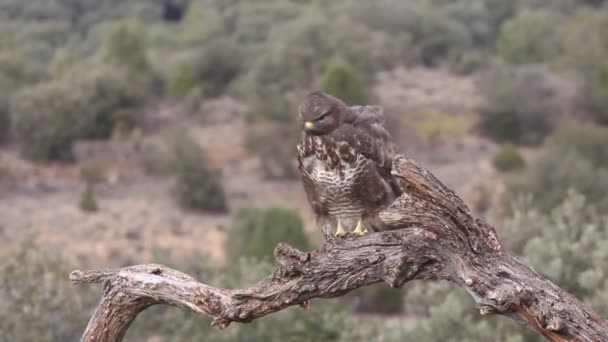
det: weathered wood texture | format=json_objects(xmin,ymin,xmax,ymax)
[{"xmin": 71, "ymin": 155, "xmax": 608, "ymax": 342}]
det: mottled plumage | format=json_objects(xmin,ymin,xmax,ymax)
[{"xmin": 297, "ymin": 91, "xmax": 400, "ymax": 236}]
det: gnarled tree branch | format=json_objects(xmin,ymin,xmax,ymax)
[{"xmin": 71, "ymin": 155, "xmax": 608, "ymax": 342}]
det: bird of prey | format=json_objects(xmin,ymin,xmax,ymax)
[{"xmin": 296, "ymin": 91, "xmax": 400, "ymax": 237}]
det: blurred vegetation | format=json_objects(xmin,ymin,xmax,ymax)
[
  {"xmin": 0, "ymin": 243, "xmax": 95, "ymax": 342},
  {"xmin": 497, "ymin": 10, "xmax": 563, "ymax": 65},
  {"xmin": 492, "ymin": 144, "xmax": 525, "ymax": 172},
  {"xmin": 170, "ymin": 132, "xmax": 227, "ymax": 212},
  {"xmin": 320, "ymin": 59, "xmax": 369, "ymax": 106},
  {"xmin": 225, "ymin": 204, "xmax": 311, "ymax": 262},
  {"xmin": 246, "ymin": 122, "xmax": 298, "ymax": 180},
  {"xmin": 0, "ymin": 93, "xmax": 8, "ymax": 142},
  {"xmin": 78, "ymin": 159, "xmax": 104, "ymax": 212},
  {"xmin": 477, "ymin": 63, "xmax": 569, "ymax": 145},
  {"xmin": 11, "ymin": 64, "xmax": 147, "ymax": 161},
  {"xmin": 506, "ymin": 122, "xmax": 608, "ymax": 213},
  {"xmin": 79, "ymin": 187, "xmax": 98, "ymax": 212},
  {"xmin": 0, "ymin": 0, "xmax": 607, "ymax": 153}
]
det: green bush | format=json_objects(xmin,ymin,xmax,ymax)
[
  {"xmin": 246, "ymin": 88, "xmax": 293, "ymax": 123},
  {"xmin": 583, "ymin": 64, "xmax": 608, "ymax": 124},
  {"xmin": 103, "ymin": 22, "xmax": 150, "ymax": 73},
  {"xmin": 497, "ymin": 10, "xmax": 563, "ymax": 65},
  {"xmin": 246, "ymin": 205, "xmax": 311, "ymax": 262},
  {"xmin": 167, "ymin": 61, "xmax": 197, "ymax": 99},
  {"xmin": 224, "ymin": 205, "xmax": 261, "ymax": 260},
  {"xmin": 141, "ymin": 143, "xmax": 173, "ymax": 176},
  {"xmin": 478, "ymin": 63, "xmax": 567, "ymax": 145},
  {"xmin": 348, "ymin": 283, "xmax": 404, "ymax": 314},
  {"xmin": 170, "ymin": 133, "xmax": 227, "ymax": 212},
  {"xmin": 191, "ymin": 39, "xmax": 242, "ymax": 98},
  {"xmin": 225, "ymin": 204, "xmax": 311, "ymax": 262},
  {"xmin": 79, "ymin": 187, "xmax": 98, "ymax": 212},
  {"xmin": 10, "ymin": 64, "xmax": 147, "ymax": 161},
  {"xmin": 320, "ymin": 59, "xmax": 369, "ymax": 106},
  {"xmin": 0, "ymin": 245, "xmax": 95, "ymax": 342},
  {"xmin": 505, "ymin": 122, "xmax": 608, "ymax": 212},
  {"xmin": 246, "ymin": 123, "xmax": 298, "ymax": 180},
  {"xmin": 492, "ymin": 144, "xmax": 525, "ymax": 172},
  {"xmin": 0, "ymin": 51, "xmax": 46, "ymax": 92},
  {"xmin": 0, "ymin": 93, "xmax": 8, "ymax": 142}
]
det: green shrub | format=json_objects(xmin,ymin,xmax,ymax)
[
  {"xmin": 103, "ymin": 22, "xmax": 150, "ymax": 73},
  {"xmin": 583, "ymin": 64, "xmax": 608, "ymax": 124},
  {"xmin": 0, "ymin": 93, "xmax": 8, "ymax": 142},
  {"xmin": 79, "ymin": 187, "xmax": 98, "ymax": 212},
  {"xmin": 348, "ymin": 283, "xmax": 404, "ymax": 314},
  {"xmin": 10, "ymin": 64, "xmax": 147, "ymax": 161},
  {"xmin": 0, "ymin": 245, "xmax": 95, "ymax": 342},
  {"xmin": 492, "ymin": 144, "xmax": 525, "ymax": 172},
  {"xmin": 497, "ymin": 10, "xmax": 563, "ymax": 65},
  {"xmin": 170, "ymin": 133, "xmax": 226, "ymax": 212},
  {"xmin": 246, "ymin": 123, "xmax": 298, "ymax": 180},
  {"xmin": 320, "ymin": 59, "xmax": 369, "ymax": 106},
  {"xmin": 246, "ymin": 89, "xmax": 293, "ymax": 123},
  {"xmin": 141, "ymin": 143, "xmax": 173, "ymax": 176},
  {"xmin": 505, "ymin": 122, "xmax": 608, "ymax": 212},
  {"xmin": 225, "ymin": 205, "xmax": 311, "ymax": 262},
  {"xmin": 0, "ymin": 51, "xmax": 46, "ymax": 91},
  {"xmin": 191, "ymin": 39, "xmax": 242, "ymax": 98},
  {"xmin": 224, "ymin": 205, "xmax": 261, "ymax": 260},
  {"xmin": 557, "ymin": 8, "xmax": 608, "ymax": 74},
  {"xmin": 167, "ymin": 61, "xmax": 197, "ymax": 99},
  {"xmin": 181, "ymin": 86, "xmax": 204, "ymax": 116},
  {"xmin": 478, "ymin": 63, "xmax": 568, "ymax": 145},
  {"xmin": 246, "ymin": 205, "xmax": 311, "ymax": 261},
  {"xmin": 11, "ymin": 79, "xmax": 85, "ymax": 161}
]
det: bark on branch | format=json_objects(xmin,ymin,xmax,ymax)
[{"xmin": 71, "ymin": 155, "xmax": 608, "ymax": 342}]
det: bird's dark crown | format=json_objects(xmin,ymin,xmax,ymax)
[{"xmin": 298, "ymin": 91, "xmax": 348, "ymax": 135}]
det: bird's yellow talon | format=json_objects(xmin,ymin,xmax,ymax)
[
  {"xmin": 352, "ymin": 218, "xmax": 368, "ymax": 237},
  {"xmin": 335, "ymin": 220, "xmax": 347, "ymax": 237}
]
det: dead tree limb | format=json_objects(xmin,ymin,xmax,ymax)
[{"xmin": 71, "ymin": 155, "xmax": 608, "ymax": 342}]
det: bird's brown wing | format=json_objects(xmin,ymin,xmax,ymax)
[
  {"xmin": 297, "ymin": 135, "xmax": 328, "ymax": 218},
  {"xmin": 347, "ymin": 105, "xmax": 395, "ymax": 170},
  {"xmin": 339, "ymin": 106, "xmax": 402, "ymax": 214}
]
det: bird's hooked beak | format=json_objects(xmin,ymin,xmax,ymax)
[{"xmin": 304, "ymin": 121, "xmax": 314, "ymax": 129}]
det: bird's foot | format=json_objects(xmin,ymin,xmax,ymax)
[
  {"xmin": 335, "ymin": 220, "xmax": 348, "ymax": 237},
  {"xmin": 352, "ymin": 218, "xmax": 368, "ymax": 237}
]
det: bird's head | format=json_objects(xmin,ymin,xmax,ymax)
[{"xmin": 298, "ymin": 90, "xmax": 348, "ymax": 135}]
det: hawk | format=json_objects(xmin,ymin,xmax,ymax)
[{"xmin": 296, "ymin": 91, "xmax": 400, "ymax": 237}]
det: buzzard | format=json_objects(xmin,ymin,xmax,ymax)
[{"xmin": 296, "ymin": 91, "xmax": 400, "ymax": 237}]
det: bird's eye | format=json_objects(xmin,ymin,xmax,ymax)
[{"xmin": 316, "ymin": 112, "xmax": 329, "ymax": 122}]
